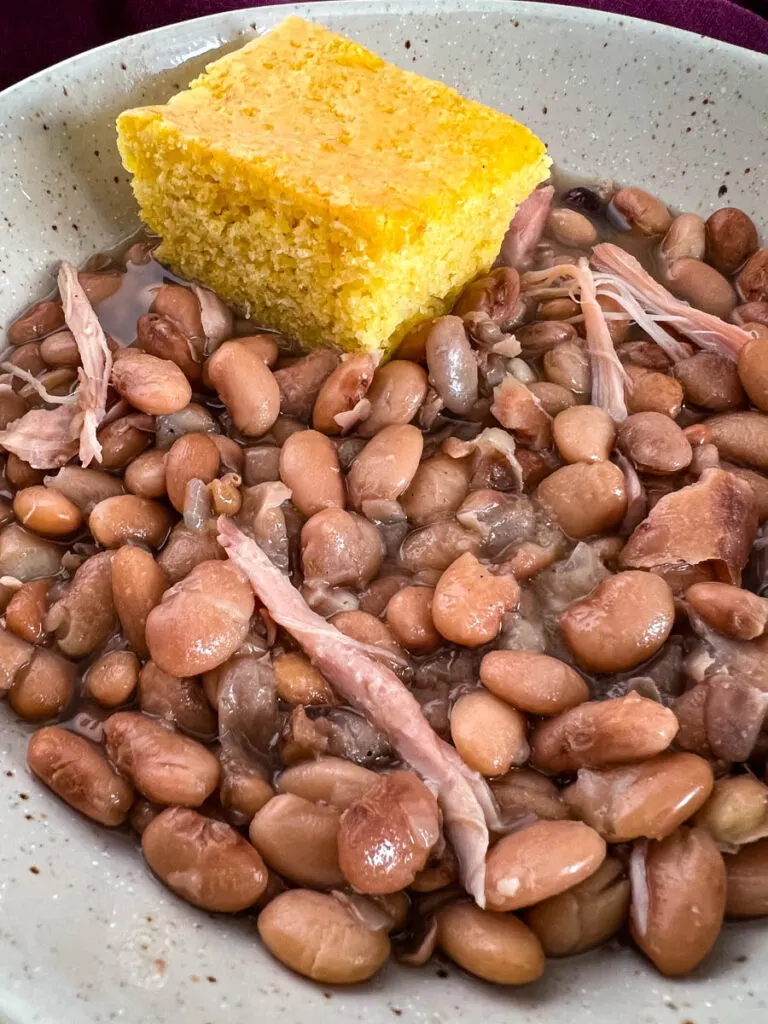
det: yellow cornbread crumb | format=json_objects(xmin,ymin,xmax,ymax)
[{"xmin": 117, "ymin": 17, "xmax": 551, "ymax": 354}]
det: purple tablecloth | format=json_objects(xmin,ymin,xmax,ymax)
[{"xmin": 0, "ymin": 0, "xmax": 765, "ymax": 91}]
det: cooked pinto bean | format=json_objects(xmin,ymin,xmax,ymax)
[
  {"xmin": 696, "ymin": 776, "xmax": 768, "ymax": 846},
  {"xmin": 258, "ymin": 890, "xmax": 390, "ymax": 984},
  {"xmin": 542, "ymin": 340, "xmax": 590, "ymax": 399},
  {"xmin": 111, "ymin": 545, "xmax": 168, "ymax": 656},
  {"xmin": 145, "ymin": 560, "xmax": 254, "ymax": 676},
  {"xmin": 530, "ymin": 692, "xmax": 679, "ymax": 773},
  {"xmin": 8, "ymin": 299, "xmax": 65, "ymax": 345},
  {"xmin": 279, "ymin": 430, "xmax": 345, "ymax": 516},
  {"xmin": 660, "ymin": 213, "xmax": 706, "ymax": 263},
  {"xmin": 103, "ymin": 711, "xmax": 219, "ymax": 806},
  {"xmin": 385, "ymin": 585, "xmax": 441, "ymax": 653},
  {"xmin": 273, "ymin": 349, "xmax": 339, "ymax": 422},
  {"xmin": 277, "ymin": 757, "xmax": 377, "ymax": 810},
  {"xmin": 724, "ymin": 840, "xmax": 768, "ymax": 918},
  {"xmin": 28, "ymin": 726, "xmax": 133, "ymax": 825},
  {"xmin": 9, "ymin": 649, "xmax": 75, "ymax": 721},
  {"xmin": 111, "ymin": 349, "xmax": 192, "ymax": 415},
  {"xmin": 86, "ymin": 650, "xmax": 140, "ymax": 708},
  {"xmin": 535, "ymin": 461, "xmax": 627, "ymax": 539},
  {"xmin": 0, "ymin": 626, "xmax": 33, "ymax": 691},
  {"xmin": 553, "ymin": 405, "xmax": 615, "ymax": 463},
  {"xmin": 454, "ymin": 267, "xmax": 520, "ymax": 323},
  {"xmin": 97, "ymin": 415, "xmax": 153, "ymax": 470},
  {"xmin": 0, "ymin": 523, "xmax": 62, "ymax": 581},
  {"xmin": 525, "ymin": 857, "xmax": 630, "ymax": 957},
  {"xmin": 89, "ymin": 495, "xmax": 172, "ymax": 549},
  {"xmin": 685, "ymin": 581, "xmax": 768, "ymax": 639},
  {"xmin": 630, "ymin": 827, "xmax": 725, "ymax": 976},
  {"xmin": 164, "ymin": 433, "xmax": 220, "ymax": 513},
  {"xmin": 485, "ymin": 820, "xmax": 606, "ymax": 911},
  {"xmin": 560, "ymin": 570, "xmax": 675, "ymax": 672},
  {"xmin": 5, "ymin": 580, "xmax": 50, "ymax": 644},
  {"xmin": 737, "ymin": 336, "xmax": 768, "ymax": 412},
  {"xmin": 249, "ymin": 794, "xmax": 344, "ymax": 888},
  {"xmin": 312, "ymin": 353, "xmax": 376, "ymax": 435},
  {"xmin": 358, "ymin": 360, "xmax": 428, "ymax": 436},
  {"xmin": 143, "ymin": 807, "xmax": 267, "ymax": 912},
  {"xmin": 450, "ymin": 690, "xmax": 529, "ymax": 776},
  {"xmin": 45, "ymin": 551, "xmax": 117, "ymax": 657},
  {"xmin": 138, "ymin": 661, "xmax": 217, "ymax": 741},
  {"xmin": 437, "ymin": 904, "xmax": 544, "ymax": 985},
  {"xmin": 491, "ymin": 768, "xmax": 569, "ymax": 822},
  {"xmin": 665, "ymin": 258, "xmax": 736, "ymax": 318},
  {"xmin": 330, "ymin": 609, "xmax": 403, "ymax": 658},
  {"xmin": 564, "ymin": 754, "xmax": 714, "ymax": 842},
  {"xmin": 219, "ymin": 754, "xmax": 273, "ymax": 820},
  {"xmin": 479, "ymin": 650, "xmax": 588, "ymax": 715},
  {"xmin": 157, "ymin": 523, "xmax": 225, "ymax": 583},
  {"xmin": 673, "ymin": 352, "xmax": 745, "ymax": 412},
  {"xmin": 425, "ymin": 315, "xmax": 478, "ymax": 415},
  {"xmin": 273, "ymin": 651, "xmax": 335, "ymax": 705},
  {"xmin": 624, "ymin": 366, "xmax": 684, "ymax": 419},
  {"xmin": 301, "ymin": 508, "xmax": 383, "ymax": 587},
  {"xmin": 44, "ymin": 466, "xmax": 124, "ymax": 513},
  {"xmin": 617, "ymin": 412, "xmax": 692, "ymax": 474},
  {"xmin": 432, "ymin": 552, "xmax": 519, "ymax": 647},
  {"xmin": 207, "ymin": 341, "xmax": 280, "ymax": 437},
  {"xmin": 706, "ymin": 411, "xmax": 768, "ymax": 470},
  {"xmin": 705, "ymin": 208, "xmax": 759, "ymax": 275},
  {"xmin": 527, "ymin": 381, "xmax": 577, "ymax": 416},
  {"xmin": 347, "ymin": 424, "xmax": 423, "ymax": 508},
  {"xmin": 401, "ymin": 454, "xmax": 472, "ymax": 526},
  {"xmin": 40, "ymin": 329, "xmax": 80, "ymax": 367},
  {"xmin": 6, "ymin": 454, "xmax": 46, "ymax": 490},
  {"xmin": 13, "ymin": 485, "xmax": 83, "ymax": 536},
  {"xmin": 0, "ymin": 389, "xmax": 28, "ymax": 430},
  {"xmin": 338, "ymin": 771, "xmax": 440, "ymax": 893}
]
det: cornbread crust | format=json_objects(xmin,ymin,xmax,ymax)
[{"xmin": 117, "ymin": 17, "xmax": 551, "ymax": 354}]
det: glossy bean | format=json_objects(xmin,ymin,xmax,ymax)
[
  {"xmin": 279, "ymin": 430, "xmax": 345, "ymax": 517},
  {"xmin": 347, "ymin": 425, "xmax": 423, "ymax": 509},
  {"xmin": 432, "ymin": 552, "xmax": 519, "ymax": 647},
  {"xmin": 705, "ymin": 208, "xmax": 758, "ymax": 275},
  {"xmin": 673, "ymin": 352, "xmax": 745, "ymax": 412},
  {"xmin": 547, "ymin": 208, "xmax": 597, "ymax": 249},
  {"xmin": 685, "ymin": 581, "xmax": 768, "ymax": 639},
  {"xmin": 86, "ymin": 650, "xmax": 140, "ymax": 708},
  {"xmin": 96, "ymin": 415, "xmax": 153, "ymax": 470},
  {"xmin": 437, "ymin": 904, "xmax": 544, "ymax": 985},
  {"xmin": 535, "ymin": 461, "xmax": 627, "ymax": 539},
  {"xmin": 400, "ymin": 454, "xmax": 471, "ymax": 527},
  {"xmin": 425, "ymin": 315, "xmax": 478, "ymax": 415},
  {"xmin": 479, "ymin": 650, "xmax": 588, "ymax": 715},
  {"xmin": 358, "ymin": 360, "xmax": 428, "ymax": 436},
  {"xmin": 8, "ymin": 300, "xmax": 65, "ymax": 345},
  {"xmin": 138, "ymin": 661, "xmax": 217, "ymax": 741},
  {"xmin": 13, "ymin": 485, "xmax": 83, "ymax": 537},
  {"xmin": 111, "ymin": 348, "xmax": 191, "ymax": 415},
  {"xmin": 665, "ymin": 258, "xmax": 736, "ymax": 318},
  {"xmin": 207, "ymin": 341, "xmax": 280, "ymax": 437},
  {"xmin": 273, "ymin": 651, "xmax": 335, "ymax": 705},
  {"xmin": 301, "ymin": 508, "xmax": 383, "ymax": 587},
  {"xmin": 450, "ymin": 690, "xmax": 529, "ymax": 776},
  {"xmin": 385, "ymin": 585, "xmax": 441, "ymax": 654},
  {"xmin": 660, "ymin": 213, "xmax": 706, "ymax": 263},
  {"xmin": 45, "ymin": 551, "xmax": 116, "ymax": 657},
  {"xmin": 611, "ymin": 187, "xmax": 672, "ymax": 236},
  {"xmin": 157, "ymin": 523, "xmax": 225, "ymax": 584},
  {"xmin": 249, "ymin": 794, "xmax": 344, "ymax": 888},
  {"xmin": 617, "ymin": 412, "xmax": 692, "ymax": 474},
  {"xmin": 9, "ymin": 649, "xmax": 75, "ymax": 721},
  {"xmin": 276, "ymin": 757, "xmax": 377, "ymax": 810},
  {"xmin": 696, "ymin": 776, "xmax": 768, "ymax": 846},
  {"xmin": 530, "ymin": 692, "xmax": 679, "ymax": 773},
  {"xmin": 330, "ymin": 610, "xmax": 403, "ymax": 658},
  {"xmin": 39, "ymin": 329, "xmax": 81, "ymax": 367},
  {"xmin": 724, "ymin": 839, "xmax": 768, "ymax": 918},
  {"xmin": 542, "ymin": 341, "xmax": 590, "ymax": 399},
  {"xmin": 491, "ymin": 767, "xmax": 569, "ymax": 822},
  {"xmin": 111, "ymin": 545, "xmax": 168, "ymax": 656},
  {"xmin": 274, "ymin": 349, "xmax": 339, "ymax": 422},
  {"xmin": 706, "ymin": 411, "xmax": 768, "ymax": 470},
  {"xmin": 552, "ymin": 405, "xmax": 615, "ymax": 464},
  {"xmin": 625, "ymin": 366, "xmax": 684, "ymax": 419},
  {"xmin": 44, "ymin": 465, "xmax": 124, "ymax": 513},
  {"xmin": 164, "ymin": 433, "xmax": 220, "ymax": 513},
  {"xmin": 5, "ymin": 580, "xmax": 49, "ymax": 644},
  {"xmin": 737, "ymin": 336, "xmax": 768, "ymax": 412},
  {"xmin": 89, "ymin": 495, "xmax": 172, "ymax": 549},
  {"xmin": 123, "ymin": 449, "xmax": 167, "ymax": 499},
  {"xmin": 312, "ymin": 353, "xmax": 376, "ymax": 434}
]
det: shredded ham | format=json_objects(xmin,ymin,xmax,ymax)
[
  {"xmin": 629, "ymin": 840, "xmax": 650, "ymax": 937},
  {"xmin": 0, "ymin": 404, "xmax": 82, "ymax": 469},
  {"xmin": 0, "ymin": 362, "xmax": 78, "ymax": 405},
  {"xmin": 497, "ymin": 185, "xmax": 555, "ymax": 269},
  {"xmin": 522, "ymin": 259, "xmax": 629, "ymax": 421},
  {"xmin": 217, "ymin": 516, "xmax": 499, "ymax": 906},
  {"xmin": 591, "ymin": 243, "xmax": 753, "ymax": 360},
  {"xmin": 59, "ymin": 261, "xmax": 112, "ymax": 466}
]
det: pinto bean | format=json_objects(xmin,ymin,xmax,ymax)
[
  {"xmin": 9, "ymin": 649, "xmax": 75, "ymax": 721},
  {"xmin": 111, "ymin": 349, "xmax": 192, "ymax": 415},
  {"xmin": 311, "ymin": 353, "xmax": 376, "ymax": 435},
  {"xmin": 357, "ymin": 360, "xmax": 428, "ymax": 436},
  {"xmin": 400, "ymin": 454, "xmax": 471, "ymax": 527},
  {"xmin": 535, "ymin": 461, "xmax": 627, "ymax": 539},
  {"xmin": 45, "ymin": 551, "xmax": 116, "ymax": 657},
  {"xmin": 301, "ymin": 508, "xmax": 383, "ymax": 587},
  {"xmin": 737, "ymin": 336, "xmax": 768, "ymax": 412},
  {"xmin": 137, "ymin": 312, "xmax": 202, "ymax": 381},
  {"xmin": 543, "ymin": 341, "xmax": 590, "ymax": 399},
  {"xmin": 552, "ymin": 405, "xmax": 615, "ymax": 464},
  {"xmin": 0, "ymin": 389, "xmax": 28, "ymax": 430},
  {"xmin": 86, "ymin": 650, "xmax": 139, "ymax": 708},
  {"xmin": 5, "ymin": 580, "xmax": 49, "ymax": 644},
  {"xmin": 424, "ymin": 315, "xmax": 478, "ymax": 415},
  {"xmin": 665, "ymin": 258, "xmax": 736, "ymax": 318},
  {"xmin": 385, "ymin": 585, "xmax": 441, "ymax": 653},
  {"xmin": 724, "ymin": 839, "xmax": 768, "ymax": 918},
  {"xmin": 96, "ymin": 415, "xmax": 153, "ymax": 470},
  {"xmin": 207, "ymin": 341, "xmax": 280, "ymax": 437},
  {"xmin": 103, "ymin": 711, "xmax": 219, "ymax": 806},
  {"xmin": 516, "ymin": 321, "xmax": 578, "ymax": 356},
  {"xmin": 450, "ymin": 690, "xmax": 529, "ymax": 776},
  {"xmin": 491, "ymin": 767, "xmax": 568, "ymax": 821},
  {"xmin": 485, "ymin": 820, "xmax": 606, "ymax": 911},
  {"xmin": 0, "ymin": 626, "xmax": 33, "ymax": 691},
  {"xmin": 454, "ymin": 267, "xmax": 520, "ymax": 324},
  {"xmin": 330, "ymin": 610, "xmax": 403, "ymax": 658},
  {"xmin": 560, "ymin": 570, "xmax": 675, "ymax": 672},
  {"xmin": 538, "ymin": 297, "xmax": 580, "ymax": 321},
  {"xmin": 347, "ymin": 425, "xmax": 423, "ymax": 509},
  {"xmin": 479, "ymin": 650, "xmax": 588, "ymax": 715},
  {"xmin": 624, "ymin": 367, "xmax": 684, "ymax": 419},
  {"xmin": 28, "ymin": 726, "xmax": 133, "ymax": 825},
  {"xmin": 8, "ymin": 299, "xmax": 65, "ymax": 345},
  {"xmin": 432, "ymin": 552, "xmax": 519, "ymax": 647},
  {"xmin": 138, "ymin": 661, "xmax": 216, "ymax": 741},
  {"xmin": 685, "ymin": 581, "xmax": 768, "ymax": 639},
  {"xmin": 258, "ymin": 890, "xmax": 391, "ymax": 984},
  {"xmin": 611, "ymin": 187, "xmax": 672, "ymax": 236},
  {"xmin": 249, "ymin": 794, "xmax": 344, "ymax": 888},
  {"xmin": 525, "ymin": 857, "xmax": 630, "ymax": 957},
  {"xmin": 143, "ymin": 807, "xmax": 267, "ymax": 912},
  {"xmin": 6, "ymin": 454, "xmax": 45, "ymax": 489},
  {"xmin": 273, "ymin": 651, "xmax": 334, "ymax": 705},
  {"xmin": 242, "ymin": 446, "xmax": 280, "ymax": 487},
  {"xmin": 338, "ymin": 772, "xmax": 439, "ymax": 893},
  {"xmin": 164, "ymin": 433, "xmax": 220, "ymax": 513},
  {"xmin": 277, "ymin": 757, "xmax": 377, "ymax": 810},
  {"xmin": 40, "ymin": 329, "xmax": 81, "ymax": 367},
  {"xmin": 123, "ymin": 449, "xmax": 167, "ymax": 499},
  {"xmin": 44, "ymin": 466, "xmax": 124, "ymax": 513},
  {"xmin": 219, "ymin": 754, "xmax": 273, "ymax": 820},
  {"xmin": 705, "ymin": 208, "xmax": 759, "ymax": 275},
  {"xmin": 437, "ymin": 904, "xmax": 544, "ymax": 985},
  {"xmin": 6, "ymin": 341, "xmax": 46, "ymax": 383},
  {"xmin": 157, "ymin": 523, "xmax": 224, "ymax": 584},
  {"xmin": 13, "ymin": 485, "xmax": 83, "ymax": 537},
  {"xmin": 89, "ymin": 495, "xmax": 172, "ymax": 549},
  {"xmin": 527, "ymin": 381, "xmax": 576, "ymax": 416},
  {"xmin": 278, "ymin": 430, "xmax": 345, "ymax": 517},
  {"xmin": 617, "ymin": 412, "xmax": 692, "ymax": 474},
  {"xmin": 274, "ymin": 349, "xmax": 339, "ymax": 422},
  {"xmin": 111, "ymin": 545, "xmax": 168, "ymax": 656},
  {"xmin": 630, "ymin": 827, "xmax": 725, "ymax": 976},
  {"xmin": 564, "ymin": 753, "xmax": 714, "ymax": 842},
  {"xmin": 530, "ymin": 692, "xmax": 679, "ymax": 774},
  {"xmin": 0, "ymin": 523, "xmax": 62, "ymax": 582},
  {"xmin": 399, "ymin": 520, "xmax": 483, "ymax": 574},
  {"xmin": 696, "ymin": 776, "xmax": 768, "ymax": 846},
  {"xmin": 706, "ymin": 411, "xmax": 768, "ymax": 470},
  {"xmin": 547, "ymin": 208, "xmax": 598, "ymax": 249},
  {"xmin": 673, "ymin": 351, "xmax": 745, "ymax": 412},
  {"xmin": 145, "ymin": 560, "xmax": 254, "ymax": 676},
  {"xmin": 660, "ymin": 213, "xmax": 706, "ymax": 263}
]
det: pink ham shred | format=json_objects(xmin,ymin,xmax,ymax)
[
  {"xmin": 217, "ymin": 516, "xmax": 499, "ymax": 905},
  {"xmin": 497, "ymin": 185, "xmax": 555, "ymax": 269},
  {"xmin": 0, "ymin": 404, "xmax": 81, "ymax": 469}
]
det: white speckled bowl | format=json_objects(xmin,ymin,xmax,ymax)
[{"xmin": 0, "ymin": 2, "xmax": 766, "ymax": 1022}]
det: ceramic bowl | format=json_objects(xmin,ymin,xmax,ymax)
[{"xmin": 0, "ymin": 3, "xmax": 766, "ymax": 1021}]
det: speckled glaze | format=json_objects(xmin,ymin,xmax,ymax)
[{"xmin": 0, "ymin": 2, "xmax": 766, "ymax": 1022}]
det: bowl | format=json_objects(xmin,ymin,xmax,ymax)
[{"xmin": 0, "ymin": 2, "xmax": 766, "ymax": 1021}]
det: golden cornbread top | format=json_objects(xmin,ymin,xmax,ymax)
[{"xmin": 120, "ymin": 17, "xmax": 548, "ymax": 244}]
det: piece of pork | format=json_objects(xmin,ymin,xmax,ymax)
[
  {"xmin": 620, "ymin": 467, "xmax": 758, "ymax": 585},
  {"xmin": 217, "ymin": 516, "xmax": 499, "ymax": 906},
  {"xmin": 497, "ymin": 185, "xmax": 555, "ymax": 269}
]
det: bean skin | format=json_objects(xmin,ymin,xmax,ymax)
[
  {"xmin": 13, "ymin": 486, "xmax": 83, "ymax": 537},
  {"xmin": 358, "ymin": 360, "xmax": 428, "ymax": 436},
  {"xmin": 86, "ymin": 650, "xmax": 140, "ymax": 708},
  {"xmin": 535, "ymin": 461, "xmax": 627, "ymax": 539},
  {"xmin": 312, "ymin": 353, "xmax": 376, "ymax": 435},
  {"xmin": 207, "ymin": 341, "xmax": 280, "ymax": 437},
  {"xmin": 142, "ymin": 807, "xmax": 267, "ymax": 912},
  {"xmin": 89, "ymin": 495, "xmax": 172, "ymax": 550},
  {"xmin": 28, "ymin": 726, "xmax": 133, "ymax": 825},
  {"xmin": 685, "ymin": 581, "xmax": 768, "ymax": 640},
  {"xmin": 249, "ymin": 794, "xmax": 344, "ymax": 888},
  {"xmin": 258, "ymin": 890, "xmax": 391, "ymax": 984},
  {"xmin": 450, "ymin": 690, "xmax": 529, "ymax": 776},
  {"xmin": 301, "ymin": 508, "xmax": 384, "ymax": 587},
  {"xmin": 385, "ymin": 585, "xmax": 441, "ymax": 653},
  {"xmin": 279, "ymin": 430, "xmax": 345, "ymax": 517},
  {"xmin": 103, "ymin": 711, "xmax": 219, "ymax": 807},
  {"xmin": 5, "ymin": 580, "xmax": 50, "ymax": 644},
  {"xmin": 485, "ymin": 820, "xmax": 606, "ymax": 911},
  {"xmin": 401, "ymin": 454, "xmax": 472, "ymax": 527},
  {"xmin": 164, "ymin": 433, "xmax": 220, "ymax": 513},
  {"xmin": 479, "ymin": 650, "xmax": 588, "ymax": 715},
  {"xmin": 111, "ymin": 545, "xmax": 169, "ymax": 656},
  {"xmin": 111, "ymin": 348, "xmax": 192, "ymax": 415},
  {"xmin": 9, "ymin": 649, "xmax": 75, "ymax": 721},
  {"xmin": 432, "ymin": 552, "xmax": 519, "ymax": 647},
  {"xmin": 530, "ymin": 692, "xmax": 679, "ymax": 774},
  {"xmin": 347, "ymin": 424, "xmax": 423, "ymax": 509},
  {"xmin": 437, "ymin": 904, "xmax": 544, "ymax": 985}
]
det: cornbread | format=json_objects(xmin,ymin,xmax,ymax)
[{"xmin": 117, "ymin": 17, "xmax": 551, "ymax": 354}]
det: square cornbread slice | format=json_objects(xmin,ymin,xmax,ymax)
[{"xmin": 117, "ymin": 17, "xmax": 551, "ymax": 354}]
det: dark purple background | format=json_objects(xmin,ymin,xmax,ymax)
[{"xmin": 0, "ymin": 1, "xmax": 766, "ymax": 92}]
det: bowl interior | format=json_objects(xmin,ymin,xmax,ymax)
[{"xmin": 0, "ymin": 3, "xmax": 767, "ymax": 1022}]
